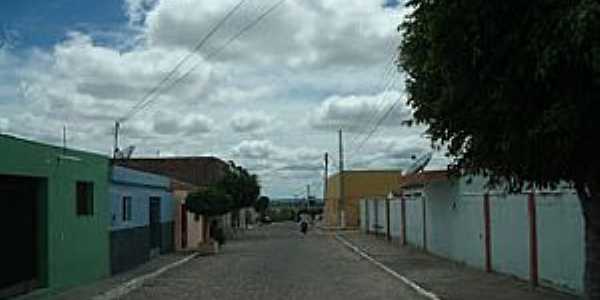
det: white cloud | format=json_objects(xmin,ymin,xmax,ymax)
[
  {"xmin": 310, "ymin": 91, "xmax": 411, "ymax": 132},
  {"xmin": 153, "ymin": 112, "xmax": 214, "ymax": 136},
  {"xmin": 0, "ymin": 0, "xmax": 448, "ymax": 198},
  {"xmin": 232, "ymin": 139, "xmax": 280, "ymax": 159},
  {"xmin": 230, "ymin": 110, "xmax": 272, "ymax": 133}
]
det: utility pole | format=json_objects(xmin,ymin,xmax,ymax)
[
  {"xmin": 62, "ymin": 125, "xmax": 67, "ymax": 153},
  {"xmin": 306, "ymin": 184, "xmax": 310, "ymax": 209},
  {"xmin": 324, "ymin": 152, "xmax": 328, "ymax": 206},
  {"xmin": 113, "ymin": 121, "xmax": 120, "ymax": 159},
  {"xmin": 338, "ymin": 128, "xmax": 345, "ymax": 228}
]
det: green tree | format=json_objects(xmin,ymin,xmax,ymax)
[
  {"xmin": 218, "ymin": 161, "xmax": 261, "ymax": 209},
  {"xmin": 254, "ymin": 196, "xmax": 270, "ymax": 215},
  {"xmin": 398, "ymin": 1, "xmax": 600, "ymax": 297},
  {"xmin": 185, "ymin": 187, "xmax": 233, "ymax": 217}
]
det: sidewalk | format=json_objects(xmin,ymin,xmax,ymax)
[
  {"xmin": 18, "ymin": 252, "xmax": 196, "ymax": 300},
  {"xmin": 338, "ymin": 232, "xmax": 580, "ymax": 300}
]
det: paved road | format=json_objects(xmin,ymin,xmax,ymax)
[{"xmin": 123, "ymin": 223, "xmax": 425, "ymax": 300}]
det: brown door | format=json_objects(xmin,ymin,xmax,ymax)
[{"xmin": 181, "ymin": 205, "xmax": 187, "ymax": 248}]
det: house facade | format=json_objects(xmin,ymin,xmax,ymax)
[
  {"xmin": 109, "ymin": 166, "xmax": 175, "ymax": 274},
  {"xmin": 324, "ymin": 170, "xmax": 403, "ymax": 228},
  {"xmin": 0, "ymin": 134, "xmax": 110, "ymax": 298},
  {"xmin": 115, "ymin": 157, "xmax": 230, "ymax": 250}
]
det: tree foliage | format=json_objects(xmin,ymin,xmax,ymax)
[
  {"xmin": 217, "ymin": 161, "xmax": 261, "ymax": 209},
  {"xmin": 398, "ymin": 1, "xmax": 600, "ymax": 297},
  {"xmin": 399, "ymin": 0, "xmax": 600, "ymax": 189},
  {"xmin": 185, "ymin": 187, "xmax": 233, "ymax": 217},
  {"xmin": 186, "ymin": 161, "xmax": 261, "ymax": 218},
  {"xmin": 254, "ymin": 196, "xmax": 270, "ymax": 214}
]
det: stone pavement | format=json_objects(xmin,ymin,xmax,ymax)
[
  {"xmin": 17, "ymin": 253, "xmax": 192, "ymax": 300},
  {"xmin": 122, "ymin": 222, "xmax": 426, "ymax": 300},
  {"xmin": 338, "ymin": 231, "xmax": 580, "ymax": 300}
]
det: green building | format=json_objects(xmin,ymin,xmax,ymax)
[{"xmin": 0, "ymin": 134, "xmax": 110, "ymax": 298}]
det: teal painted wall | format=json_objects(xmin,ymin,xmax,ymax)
[
  {"xmin": 0, "ymin": 135, "xmax": 110, "ymax": 291},
  {"xmin": 536, "ymin": 192, "xmax": 584, "ymax": 293}
]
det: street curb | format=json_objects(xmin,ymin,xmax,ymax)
[
  {"xmin": 92, "ymin": 253, "xmax": 199, "ymax": 300},
  {"xmin": 335, "ymin": 234, "xmax": 441, "ymax": 300}
]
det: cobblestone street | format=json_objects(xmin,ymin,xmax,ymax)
[{"xmin": 122, "ymin": 223, "xmax": 425, "ymax": 300}]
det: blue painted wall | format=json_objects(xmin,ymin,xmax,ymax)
[{"xmin": 109, "ymin": 166, "xmax": 173, "ymax": 230}]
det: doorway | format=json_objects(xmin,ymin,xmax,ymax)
[
  {"xmin": 0, "ymin": 175, "xmax": 43, "ymax": 298},
  {"xmin": 149, "ymin": 197, "xmax": 162, "ymax": 256},
  {"xmin": 181, "ymin": 204, "xmax": 188, "ymax": 249}
]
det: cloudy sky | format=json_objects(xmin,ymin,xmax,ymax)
[{"xmin": 0, "ymin": 0, "xmax": 448, "ymax": 198}]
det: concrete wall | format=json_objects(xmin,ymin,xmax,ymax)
[
  {"xmin": 359, "ymin": 174, "xmax": 585, "ymax": 295},
  {"xmin": 359, "ymin": 199, "xmax": 367, "ymax": 232},
  {"xmin": 0, "ymin": 134, "xmax": 110, "ymax": 291},
  {"xmin": 376, "ymin": 199, "xmax": 386, "ymax": 235},
  {"xmin": 367, "ymin": 199, "xmax": 378, "ymax": 232},
  {"xmin": 405, "ymin": 195, "xmax": 424, "ymax": 248},
  {"xmin": 536, "ymin": 192, "xmax": 584, "ymax": 293},
  {"xmin": 489, "ymin": 192, "xmax": 529, "ymax": 279},
  {"xmin": 389, "ymin": 200, "xmax": 402, "ymax": 239}
]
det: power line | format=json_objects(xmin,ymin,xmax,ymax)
[
  {"xmin": 348, "ymin": 94, "xmax": 402, "ymax": 160},
  {"xmin": 130, "ymin": 0, "xmax": 286, "ymax": 118},
  {"xmin": 119, "ymin": 0, "xmax": 248, "ymax": 123}
]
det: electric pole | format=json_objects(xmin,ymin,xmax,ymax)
[
  {"xmin": 324, "ymin": 152, "xmax": 328, "ymax": 206},
  {"xmin": 338, "ymin": 128, "xmax": 345, "ymax": 228},
  {"xmin": 62, "ymin": 125, "xmax": 67, "ymax": 153},
  {"xmin": 113, "ymin": 121, "xmax": 120, "ymax": 159},
  {"xmin": 306, "ymin": 184, "xmax": 310, "ymax": 209}
]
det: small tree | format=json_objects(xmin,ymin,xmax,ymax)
[
  {"xmin": 185, "ymin": 187, "xmax": 233, "ymax": 218},
  {"xmin": 254, "ymin": 196, "xmax": 270, "ymax": 217},
  {"xmin": 399, "ymin": 1, "xmax": 600, "ymax": 297}
]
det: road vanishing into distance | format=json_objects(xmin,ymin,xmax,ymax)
[{"xmin": 122, "ymin": 223, "xmax": 425, "ymax": 300}]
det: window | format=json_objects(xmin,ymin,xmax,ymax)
[
  {"xmin": 122, "ymin": 196, "xmax": 132, "ymax": 221},
  {"xmin": 76, "ymin": 181, "xmax": 94, "ymax": 216}
]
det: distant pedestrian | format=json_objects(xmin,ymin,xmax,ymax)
[
  {"xmin": 210, "ymin": 219, "xmax": 225, "ymax": 253},
  {"xmin": 300, "ymin": 219, "xmax": 308, "ymax": 235}
]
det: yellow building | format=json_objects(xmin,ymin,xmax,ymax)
[{"xmin": 324, "ymin": 170, "xmax": 404, "ymax": 228}]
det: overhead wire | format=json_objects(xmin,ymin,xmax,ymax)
[
  {"xmin": 129, "ymin": 0, "xmax": 286, "ymax": 118},
  {"xmin": 119, "ymin": 0, "xmax": 249, "ymax": 123}
]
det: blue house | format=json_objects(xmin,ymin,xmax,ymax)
[{"xmin": 109, "ymin": 166, "xmax": 175, "ymax": 274}]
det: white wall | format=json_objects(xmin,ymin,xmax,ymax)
[
  {"xmin": 536, "ymin": 192, "xmax": 584, "ymax": 293},
  {"xmin": 489, "ymin": 193, "xmax": 529, "ymax": 279},
  {"xmin": 389, "ymin": 200, "xmax": 402, "ymax": 238},
  {"xmin": 376, "ymin": 199, "xmax": 386, "ymax": 235},
  {"xmin": 405, "ymin": 195, "xmax": 424, "ymax": 248},
  {"xmin": 359, "ymin": 199, "xmax": 367, "ymax": 232},
  {"xmin": 358, "ymin": 176, "xmax": 585, "ymax": 294},
  {"xmin": 426, "ymin": 181, "xmax": 485, "ymax": 268}
]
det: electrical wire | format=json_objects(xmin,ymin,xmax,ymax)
[{"xmin": 119, "ymin": 0, "xmax": 249, "ymax": 123}]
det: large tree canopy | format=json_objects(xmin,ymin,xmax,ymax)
[
  {"xmin": 398, "ymin": 0, "xmax": 600, "ymax": 298},
  {"xmin": 399, "ymin": 0, "xmax": 600, "ymax": 189}
]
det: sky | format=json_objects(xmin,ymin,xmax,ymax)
[{"xmin": 0, "ymin": 0, "xmax": 449, "ymax": 198}]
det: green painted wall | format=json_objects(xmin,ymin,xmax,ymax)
[{"xmin": 0, "ymin": 134, "xmax": 110, "ymax": 291}]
